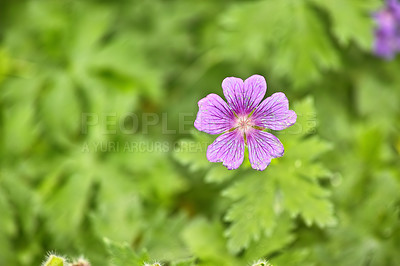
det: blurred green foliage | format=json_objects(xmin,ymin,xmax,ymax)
[{"xmin": 1, "ymin": 0, "xmax": 400, "ymax": 265}]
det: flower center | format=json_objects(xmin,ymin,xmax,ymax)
[{"xmin": 235, "ymin": 115, "xmax": 254, "ymax": 133}]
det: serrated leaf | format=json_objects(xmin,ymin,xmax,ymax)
[
  {"xmin": 270, "ymin": 2, "xmax": 340, "ymax": 88},
  {"xmin": 270, "ymin": 249, "xmax": 312, "ymax": 266},
  {"xmin": 223, "ymin": 97, "xmax": 335, "ymax": 254},
  {"xmin": 277, "ymin": 173, "xmax": 335, "ymax": 227},
  {"xmin": 242, "ymin": 215, "xmax": 295, "ymax": 263},
  {"xmin": 223, "ymin": 173, "xmax": 277, "ymax": 254},
  {"xmin": 287, "ymin": 96, "xmax": 318, "ymax": 138},
  {"xmin": 310, "ymin": 0, "xmax": 379, "ymax": 49},
  {"xmin": 275, "ymin": 98, "xmax": 335, "ymax": 226},
  {"xmin": 105, "ymin": 238, "xmax": 149, "ymax": 266},
  {"xmin": 218, "ymin": 1, "xmax": 339, "ymax": 88}
]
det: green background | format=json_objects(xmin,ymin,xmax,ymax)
[{"xmin": 1, "ymin": 0, "xmax": 400, "ymax": 265}]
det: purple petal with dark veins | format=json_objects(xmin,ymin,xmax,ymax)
[
  {"xmin": 247, "ymin": 129, "xmax": 284, "ymax": 171},
  {"xmin": 194, "ymin": 93, "xmax": 236, "ymax": 134},
  {"xmin": 251, "ymin": 92, "xmax": 297, "ymax": 131},
  {"xmin": 207, "ymin": 130, "xmax": 245, "ymax": 170},
  {"xmin": 222, "ymin": 75, "xmax": 266, "ymax": 116}
]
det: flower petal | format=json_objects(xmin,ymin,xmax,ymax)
[
  {"xmin": 207, "ymin": 130, "xmax": 245, "ymax": 170},
  {"xmin": 222, "ymin": 77, "xmax": 244, "ymax": 115},
  {"xmin": 247, "ymin": 129, "xmax": 284, "ymax": 171},
  {"xmin": 252, "ymin": 92, "xmax": 297, "ymax": 130},
  {"xmin": 194, "ymin": 93, "xmax": 235, "ymax": 134},
  {"xmin": 374, "ymin": 29, "xmax": 400, "ymax": 59},
  {"xmin": 222, "ymin": 75, "xmax": 266, "ymax": 115},
  {"xmin": 388, "ymin": 0, "xmax": 400, "ymax": 20}
]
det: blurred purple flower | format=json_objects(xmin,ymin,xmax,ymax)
[
  {"xmin": 194, "ymin": 75, "xmax": 296, "ymax": 171},
  {"xmin": 374, "ymin": 0, "xmax": 400, "ymax": 59}
]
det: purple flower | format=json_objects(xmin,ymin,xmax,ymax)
[
  {"xmin": 194, "ymin": 75, "xmax": 297, "ymax": 171},
  {"xmin": 374, "ymin": 0, "xmax": 400, "ymax": 59}
]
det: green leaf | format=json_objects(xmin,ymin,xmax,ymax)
[
  {"xmin": 0, "ymin": 175, "xmax": 16, "ymax": 265},
  {"xmin": 1, "ymin": 169, "xmax": 39, "ymax": 237},
  {"xmin": 173, "ymin": 132, "xmax": 213, "ymax": 172},
  {"xmin": 217, "ymin": 1, "xmax": 340, "ymax": 88},
  {"xmin": 223, "ymin": 172, "xmax": 277, "ymax": 254},
  {"xmin": 40, "ymin": 73, "xmax": 81, "ymax": 147},
  {"xmin": 355, "ymin": 74, "xmax": 400, "ymax": 131},
  {"xmin": 105, "ymin": 238, "xmax": 149, "ymax": 266},
  {"xmin": 243, "ymin": 215, "xmax": 295, "ymax": 263},
  {"xmin": 223, "ymin": 97, "xmax": 335, "ymax": 254},
  {"xmin": 310, "ymin": 0, "xmax": 380, "ymax": 49},
  {"xmin": 138, "ymin": 210, "xmax": 190, "ymax": 261},
  {"xmin": 1, "ymin": 78, "xmax": 40, "ymax": 156},
  {"xmin": 182, "ymin": 218, "xmax": 237, "ymax": 266},
  {"xmin": 139, "ymin": 159, "xmax": 187, "ymax": 204},
  {"xmin": 270, "ymin": 2, "xmax": 340, "ymax": 88},
  {"xmin": 39, "ymin": 153, "xmax": 94, "ymax": 244},
  {"xmin": 170, "ymin": 257, "xmax": 197, "ymax": 266},
  {"xmin": 270, "ymin": 249, "xmax": 312, "ymax": 266},
  {"xmin": 0, "ymin": 49, "xmax": 11, "ymax": 84},
  {"xmin": 70, "ymin": 4, "xmax": 113, "ymax": 55},
  {"xmin": 289, "ymin": 96, "xmax": 318, "ymax": 138},
  {"xmin": 91, "ymin": 175, "xmax": 144, "ymax": 242},
  {"xmin": 275, "ymin": 169, "xmax": 334, "ymax": 227},
  {"xmin": 275, "ymin": 98, "xmax": 335, "ymax": 226},
  {"xmin": 205, "ymin": 164, "xmax": 236, "ymax": 184}
]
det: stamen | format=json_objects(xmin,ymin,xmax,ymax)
[{"xmin": 235, "ymin": 115, "xmax": 255, "ymax": 134}]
